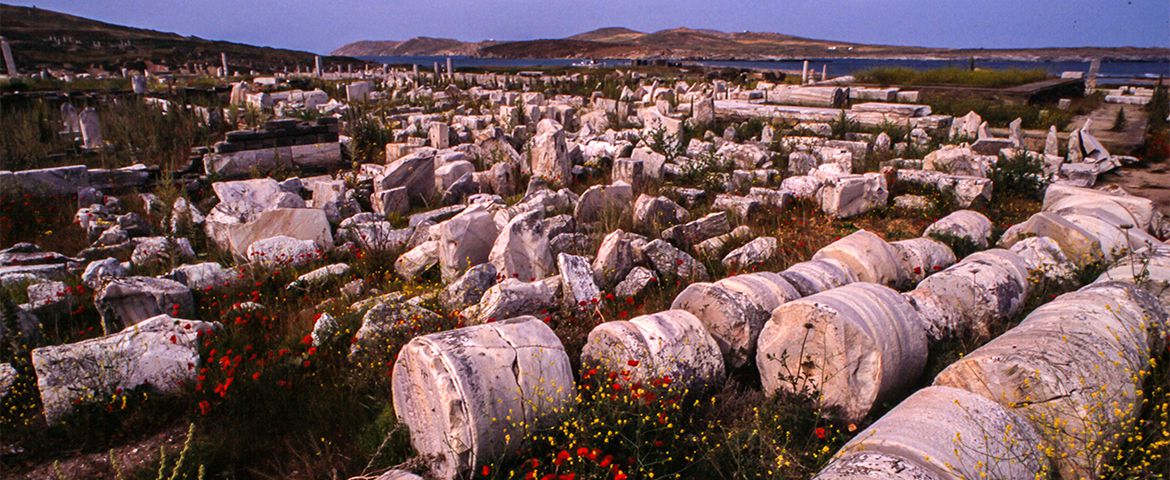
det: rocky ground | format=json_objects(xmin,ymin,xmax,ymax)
[{"xmin": 1, "ymin": 68, "xmax": 1168, "ymax": 480}]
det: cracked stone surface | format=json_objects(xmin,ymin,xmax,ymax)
[
  {"xmin": 758, "ymin": 283, "xmax": 926, "ymax": 423},
  {"xmin": 31, "ymin": 315, "xmax": 217, "ymax": 424},
  {"xmin": 392, "ymin": 317, "xmax": 574, "ymax": 480}
]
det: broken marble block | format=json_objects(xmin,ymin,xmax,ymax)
[
  {"xmin": 391, "ymin": 317, "xmax": 574, "ymax": 480},
  {"xmin": 814, "ymin": 386, "xmax": 1046, "ymax": 480},
  {"xmin": 350, "ymin": 301, "xmax": 443, "ymax": 361},
  {"xmin": 32, "ymin": 315, "xmax": 217, "ymax": 424},
  {"xmin": 671, "ymin": 272, "xmax": 800, "ymax": 369},
  {"xmin": 375, "ymin": 149, "xmax": 437, "ymax": 203},
  {"xmin": 614, "ymin": 266, "xmax": 657, "ymax": 299},
  {"xmin": 130, "ymin": 237, "xmax": 196, "ymax": 270},
  {"xmin": 632, "ymin": 194, "xmax": 689, "ymax": 234},
  {"xmin": 818, "ymin": 173, "xmax": 887, "ymax": 219},
  {"xmin": 95, "ymin": 277, "xmax": 195, "ymax": 330},
  {"xmin": 246, "ymin": 235, "xmax": 322, "ymax": 266},
  {"xmin": 394, "ymin": 240, "xmax": 440, "ymax": 281},
  {"xmin": 642, "ymin": 239, "xmax": 709, "ymax": 283},
  {"xmin": 574, "ymin": 182, "xmax": 633, "ymax": 225},
  {"xmin": 439, "ymin": 263, "xmax": 497, "ymax": 312},
  {"xmin": 661, "ymin": 212, "xmax": 730, "ymax": 247},
  {"xmin": 438, "ymin": 204, "xmax": 500, "ymax": 282},
  {"xmin": 923, "ymin": 145, "xmax": 986, "ymax": 177},
  {"xmin": 489, "ymin": 210, "xmax": 554, "ymax": 281},
  {"xmin": 530, "ymin": 119, "xmax": 571, "ymax": 186},
  {"xmin": 81, "ymin": 257, "xmax": 129, "ymax": 289},
  {"xmin": 461, "ymin": 277, "xmax": 559, "ymax": 324},
  {"xmin": 581, "ymin": 310, "xmax": 724, "ymax": 389},
  {"xmin": 758, "ymin": 283, "xmax": 927, "ymax": 423},
  {"xmin": 923, "ymin": 209, "xmax": 993, "ymax": 249},
  {"xmin": 592, "ymin": 230, "xmax": 647, "ymax": 288},
  {"xmin": 558, "ymin": 253, "xmax": 600, "ymax": 308},
  {"xmin": 721, "ymin": 237, "xmax": 778, "ymax": 271},
  {"xmin": 223, "ymin": 208, "xmax": 332, "ymax": 261}
]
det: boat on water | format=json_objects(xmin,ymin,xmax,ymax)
[{"xmin": 570, "ymin": 58, "xmax": 605, "ymax": 68}]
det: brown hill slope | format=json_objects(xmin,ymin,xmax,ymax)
[
  {"xmin": 336, "ymin": 25, "xmax": 1169, "ymax": 61},
  {"xmin": 0, "ymin": 4, "xmax": 365, "ymax": 73},
  {"xmin": 332, "ymin": 37, "xmax": 491, "ymax": 57},
  {"xmin": 567, "ymin": 27, "xmax": 645, "ymax": 43}
]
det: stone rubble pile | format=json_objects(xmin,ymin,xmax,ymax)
[
  {"xmin": 3, "ymin": 68, "xmax": 1168, "ymax": 480},
  {"xmin": 812, "ymin": 190, "xmax": 1168, "ymax": 479}
]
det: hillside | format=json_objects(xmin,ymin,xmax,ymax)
[
  {"xmin": 0, "ymin": 4, "xmax": 365, "ymax": 73},
  {"xmin": 566, "ymin": 27, "xmax": 645, "ymax": 43},
  {"xmin": 336, "ymin": 26, "xmax": 1170, "ymax": 61},
  {"xmin": 332, "ymin": 36, "xmax": 491, "ymax": 57}
]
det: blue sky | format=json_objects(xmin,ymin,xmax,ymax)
[{"xmin": 7, "ymin": 0, "xmax": 1169, "ymax": 54}]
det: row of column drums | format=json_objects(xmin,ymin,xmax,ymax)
[{"xmin": 389, "ymin": 184, "xmax": 1169, "ymax": 479}]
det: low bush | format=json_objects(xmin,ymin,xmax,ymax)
[
  {"xmin": 990, "ymin": 149, "xmax": 1050, "ymax": 201},
  {"xmin": 856, "ymin": 67, "xmax": 1048, "ymax": 88}
]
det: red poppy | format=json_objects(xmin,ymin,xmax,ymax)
[
  {"xmin": 815, "ymin": 427, "xmax": 826, "ymax": 439},
  {"xmin": 553, "ymin": 449, "xmax": 571, "ymax": 466},
  {"xmin": 481, "ymin": 465, "xmax": 491, "ymax": 477},
  {"xmin": 627, "ymin": 359, "xmax": 639, "ymax": 367}
]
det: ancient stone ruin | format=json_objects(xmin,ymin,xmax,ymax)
[{"xmin": 3, "ymin": 56, "xmax": 1168, "ymax": 480}]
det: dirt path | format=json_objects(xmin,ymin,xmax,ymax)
[
  {"xmin": 991, "ymin": 100, "xmax": 1168, "ymax": 216},
  {"xmin": 1068, "ymin": 101, "xmax": 1150, "ymax": 154},
  {"xmin": 1069, "ymin": 100, "xmax": 1170, "ymax": 217},
  {"xmin": 990, "ymin": 101, "xmax": 1150, "ymax": 155}
]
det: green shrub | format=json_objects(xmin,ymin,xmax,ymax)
[
  {"xmin": 641, "ymin": 126, "xmax": 685, "ymax": 161},
  {"xmin": 345, "ymin": 108, "xmax": 392, "ymax": 163},
  {"xmin": 856, "ymin": 67, "xmax": 1048, "ymax": 88},
  {"xmin": 991, "ymin": 149, "xmax": 1050, "ymax": 201},
  {"xmin": 1147, "ymin": 79, "xmax": 1168, "ymax": 131},
  {"xmin": 829, "ymin": 110, "xmax": 858, "ymax": 140},
  {"xmin": 1111, "ymin": 107, "xmax": 1127, "ymax": 132}
]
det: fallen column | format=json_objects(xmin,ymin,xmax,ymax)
[
  {"xmin": 32, "ymin": 315, "xmax": 217, "ymax": 424},
  {"xmin": 777, "ymin": 258, "xmax": 858, "ymax": 297},
  {"xmin": 670, "ymin": 272, "xmax": 801, "ymax": 368},
  {"xmin": 814, "ymin": 386, "xmax": 1048, "ymax": 480},
  {"xmin": 391, "ymin": 316, "xmax": 575, "ymax": 480},
  {"xmin": 811, "ymin": 229, "xmax": 905, "ymax": 287},
  {"xmin": 903, "ymin": 249, "xmax": 1032, "ymax": 341},
  {"xmin": 933, "ymin": 281, "xmax": 1167, "ymax": 478},
  {"xmin": 581, "ymin": 310, "xmax": 724, "ymax": 390},
  {"xmin": 889, "ymin": 237, "xmax": 957, "ymax": 287},
  {"xmin": 757, "ymin": 282, "xmax": 927, "ymax": 422}
]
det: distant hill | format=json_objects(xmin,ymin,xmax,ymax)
[
  {"xmin": 336, "ymin": 26, "xmax": 1170, "ymax": 62},
  {"xmin": 567, "ymin": 27, "xmax": 644, "ymax": 43},
  {"xmin": 0, "ymin": 4, "xmax": 365, "ymax": 74},
  {"xmin": 332, "ymin": 36, "xmax": 491, "ymax": 57}
]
